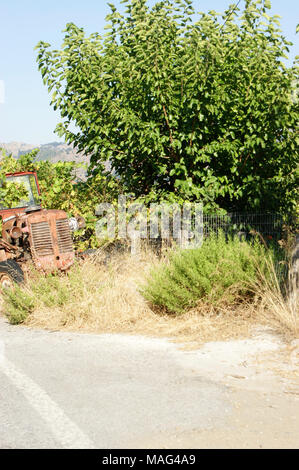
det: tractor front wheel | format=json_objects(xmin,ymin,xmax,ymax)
[{"xmin": 0, "ymin": 260, "xmax": 24, "ymax": 291}]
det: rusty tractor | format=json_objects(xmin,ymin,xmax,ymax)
[{"xmin": 0, "ymin": 171, "xmax": 84, "ymax": 290}]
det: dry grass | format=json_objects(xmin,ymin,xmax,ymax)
[
  {"xmin": 2, "ymin": 246, "xmax": 297, "ymax": 345},
  {"xmin": 1, "ymin": 249, "xmax": 257, "ymax": 346},
  {"xmin": 249, "ymin": 257, "xmax": 298, "ymax": 341}
]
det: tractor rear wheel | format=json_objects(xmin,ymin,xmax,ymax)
[{"xmin": 0, "ymin": 260, "xmax": 24, "ymax": 291}]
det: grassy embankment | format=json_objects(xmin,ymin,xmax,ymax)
[{"xmin": 2, "ymin": 233, "xmax": 298, "ymax": 344}]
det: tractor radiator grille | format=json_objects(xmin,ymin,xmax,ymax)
[
  {"xmin": 31, "ymin": 221, "xmax": 54, "ymax": 256},
  {"xmin": 56, "ymin": 219, "xmax": 73, "ymax": 253}
]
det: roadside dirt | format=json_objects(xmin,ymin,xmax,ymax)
[
  {"xmin": 132, "ymin": 327, "xmax": 299, "ymax": 449},
  {"xmin": 1, "ymin": 313, "xmax": 298, "ymax": 449}
]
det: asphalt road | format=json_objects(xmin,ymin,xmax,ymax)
[{"xmin": 0, "ymin": 317, "xmax": 231, "ymax": 449}]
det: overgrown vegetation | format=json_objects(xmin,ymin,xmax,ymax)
[
  {"xmin": 3, "ymin": 252, "xmax": 156, "ymax": 332},
  {"xmin": 0, "ymin": 0, "xmax": 297, "ymax": 343},
  {"xmin": 0, "ymin": 149, "xmax": 121, "ymax": 250},
  {"xmin": 2, "ymin": 236, "xmax": 297, "ymax": 341},
  {"xmin": 250, "ymin": 256, "xmax": 298, "ymax": 338},
  {"xmin": 142, "ymin": 233, "xmax": 285, "ymax": 313}
]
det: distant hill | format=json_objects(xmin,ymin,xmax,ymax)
[
  {"xmin": 0, "ymin": 141, "xmax": 89, "ymax": 163},
  {"xmin": 0, "ymin": 141, "xmax": 90, "ymax": 180},
  {"xmin": 0, "ymin": 141, "xmax": 113, "ymax": 181}
]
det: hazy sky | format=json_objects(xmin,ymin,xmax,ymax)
[{"xmin": 0, "ymin": 0, "xmax": 298, "ymax": 144}]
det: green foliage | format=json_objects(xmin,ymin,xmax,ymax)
[
  {"xmin": 36, "ymin": 0, "xmax": 298, "ymax": 214},
  {"xmin": 0, "ymin": 149, "xmax": 121, "ymax": 250},
  {"xmin": 25, "ymin": 270, "xmax": 85, "ymax": 308},
  {"xmin": 142, "ymin": 233, "xmax": 281, "ymax": 313},
  {"xmin": 3, "ymin": 286, "xmax": 36, "ymax": 325},
  {"xmin": 2, "ymin": 272, "xmax": 76, "ymax": 324},
  {"xmin": 2, "ymin": 262, "xmax": 101, "ymax": 325},
  {"xmin": 0, "ymin": 157, "xmax": 29, "ymax": 209}
]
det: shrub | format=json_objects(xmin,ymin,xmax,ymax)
[
  {"xmin": 3, "ymin": 286, "xmax": 36, "ymax": 324},
  {"xmin": 142, "ymin": 233, "xmax": 279, "ymax": 313}
]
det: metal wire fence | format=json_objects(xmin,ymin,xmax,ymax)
[
  {"xmin": 202, "ymin": 212, "xmax": 288, "ymax": 241},
  {"xmin": 201, "ymin": 212, "xmax": 295, "ymax": 286}
]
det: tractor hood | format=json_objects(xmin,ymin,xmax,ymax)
[{"xmin": 26, "ymin": 209, "xmax": 74, "ymax": 272}]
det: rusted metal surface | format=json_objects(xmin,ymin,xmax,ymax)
[
  {"xmin": 56, "ymin": 218, "xmax": 74, "ymax": 254},
  {"xmin": 27, "ymin": 210, "xmax": 74, "ymax": 272},
  {"xmin": 0, "ymin": 238, "xmax": 21, "ymax": 253},
  {"xmin": 0, "ymin": 210, "xmax": 74, "ymax": 272},
  {"xmin": 31, "ymin": 221, "xmax": 54, "ymax": 256},
  {"xmin": 0, "ymin": 172, "xmax": 76, "ymax": 274},
  {"xmin": 0, "ymin": 250, "xmax": 8, "ymax": 262}
]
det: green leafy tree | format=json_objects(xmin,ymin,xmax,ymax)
[{"xmin": 36, "ymin": 0, "xmax": 298, "ymax": 214}]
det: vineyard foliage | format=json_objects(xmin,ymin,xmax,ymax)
[{"xmin": 0, "ymin": 149, "xmax": 121, "ymax": 250}]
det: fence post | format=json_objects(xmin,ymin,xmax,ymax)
[{"xmin": 288, "ymin": 234, "xmax": 299, "ymax": 310}]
